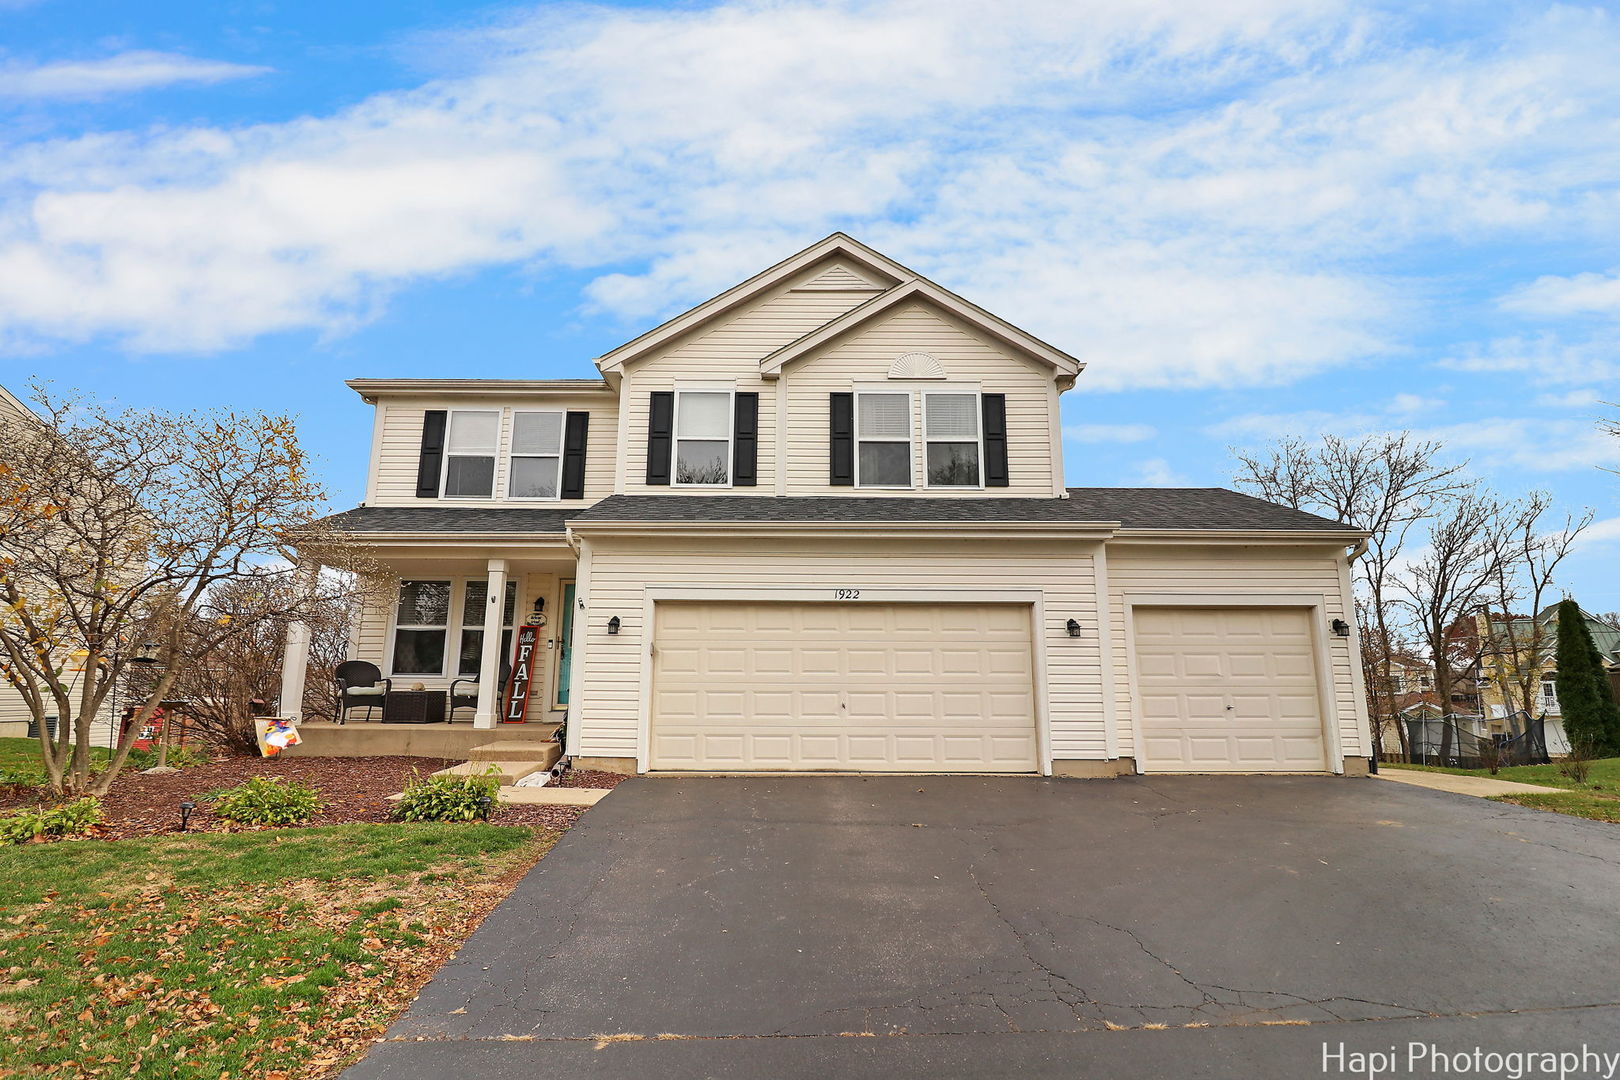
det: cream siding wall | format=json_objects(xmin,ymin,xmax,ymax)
[
  {"xmin": 781, "ymin": 301, "xmax": 1059, "ymax": 496},
  {"xmin": 618, "ymin": 259, "xmax": 878, "ymax": 495},
  {"xmin": 369, "ymin": 395, "xmax": 619, "ymax": 507},
  {"xmin": 574, "ymin": 536, "xmax": 1106, "ymax": 763},
  {"xmin": 1105, "ymin": 543, "xmax": 1368, "ymax": 760},
  {"xmin": 0, "ymin": 688, "xmax": 31, "ymax": 737}
]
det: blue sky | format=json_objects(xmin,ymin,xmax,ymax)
[{"xmin": 1, "ymin": 0, "xmax": 1618, "ymax": 607}]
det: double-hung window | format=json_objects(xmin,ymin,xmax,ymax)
[
  {"xmin": 443, "ymin": 410, "xmax": 499, "ymax": 497},
  {"xmin": 392, "ymin": 580, "xmax": 452, "ymax": 676},
  {"xmin": 673, "ymin": 390, "xmax": 733, "ymax": 486},
  {"xmin": 923, "ymin": 391, "xmax": 982, "ymax": 487},
  {"xmin": 855, "ymin": 391, "xmax": 912, "ymax": 487},
  {"xmin": 457, "ymin": 580, "xmax": 519, "ymax": 677},
  {"xmin": 1541, "ymin": 679, "xmax": 1558, "ymax": 709},
  {"xmin": 509, "ymin": 410, "xmax": 564, "ymax": 499}
]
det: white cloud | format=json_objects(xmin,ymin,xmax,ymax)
[
  {"xmin": 0, "ymin": 0, "xmax": 1615, "ymax": 382},
  {"xmin": 1438, "ymin": 333, "xmax": 1620, "ymax": 386},
  {"xmin": 0, "ymin": 51, "xmax": 270, "ymax": 101},
  {"xmin": 1500, "ymin": 269, "xmax": 1620, "ymax": 319},
  {"xmin": 1575, "ymin": 517, "xmax": 1620, "ymax": 549},
  {"xmin": 1134, "ymin": 457, "xmax": 1186, "ymax": 486},
  {"xmin": 1206, "ymin": 393, "xmax": 1445, "ymax": 440},
  {"xmin": 1535, "ymin": 388, "xmax": 1603, "ymax": 409},
  {"xmin": 1064, "ymin": 423, "xmax": 1156, "ymax": 443}
]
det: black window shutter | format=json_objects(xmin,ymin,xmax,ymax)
[
  {"xmin": 829, "ymin": 393, "xmax": 854, "ymax": 486},
  {"xmin": 561, "ymin": 411, "xmax": 590, "ymax": 499},
  {"xmin": 646, "ymin": 392, "xmax": 674, "ymax": 485},
  {"xmin": 982, "ymin": 394, "xmax": 1009, "ymax": 488},
  {"xmin": 733, "ymin": 393, "xmax": 759, "ymax": 486},
  {"xmin": 415, "ymin": 410, "xmax": 447, "ymax": 498}
]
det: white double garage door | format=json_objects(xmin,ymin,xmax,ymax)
[{"xmin": 648, "ymin": 600, "xmax": 1329, "ymax": 774}]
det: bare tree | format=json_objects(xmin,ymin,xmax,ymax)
[
  {"xmin": 1234, "ymin": 433, "xmax": 1470, "ymax": 758},
  {"xmin": 1390, "ymin": 486, "xmax": 1517, "ymax": 760},
  {"xmin": 165, "ymin": 579, "xmax": 357, "ymax": 756},
  {"xmin": 1479, "ymin": 494, "xmax": 1592, "ymax": 719},
  {"xmin": 0, "ymin": 386, "xmax": 374, "ymax": 796}
]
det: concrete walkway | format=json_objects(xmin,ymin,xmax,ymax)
[{"xmin": 1375, "ymin": 768, "xmax": 1561, "ymax": 797}]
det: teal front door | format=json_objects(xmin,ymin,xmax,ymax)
[{"xmin": 556, "ymin": 582, "xmax": 575, "ymax": 707}]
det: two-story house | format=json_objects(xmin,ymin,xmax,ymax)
[
  {"xmin": 1478, "ymin": 605, "xmax": 1620, "ymax": 755},
  {"xmin": 279, "ymin": 234, "xmax": 1373, "ymax": 777}
]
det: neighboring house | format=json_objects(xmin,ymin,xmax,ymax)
[
  {"xmin": 1368, "ymin": 651, "xmax": 1487, "ymax": 759},
  {"xmin": 1478, "ymin": 605, "xmax": 1620, "ymax": 755},
  {"xmin": 0, "ymin": 385, "xmax": 40, "ymax": 737},
  {"xmin": 282, "ymin": 234, "xmax": 1374, "ymax": 777}
]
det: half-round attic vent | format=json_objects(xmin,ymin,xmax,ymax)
[{"xmin": 888, "ymin": 352, "xmax": 946, "ymax": 380}]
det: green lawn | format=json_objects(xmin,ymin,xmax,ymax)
[
  {"xmin": 1, "ymin": 822, "xmax": 556, "ymax": 1079},
  {"xmin": 0, "ymin": 735, "xmax": 109, "ymax": 781},
  {"xmin": 1383, "ymin": 757, "xmax": 1620, "ymax": 793},
  {"xmin": 1489, "ymin": 792, "xmax": 1620, "ymax": 823}
]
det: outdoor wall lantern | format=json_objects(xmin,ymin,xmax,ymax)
[
  {"xmin": 178, "ymin": 800, "xmax": 196, "ymax": 832},
  {"xmin": 1331, "ymin": 619, "xmax": 1351, "ymax": 638},
  {"xmin": 527, "ymin": 597, "xmax": 548, "ymax": 627},
  {"xmin": 607, "ymin": 616, "xmax": 621, "ymax": 635},
  {"xmin": 1066, "ymin": 619, "xmax": 1082, "ymax": 637}
]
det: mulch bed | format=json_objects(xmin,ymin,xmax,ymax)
[
  {"xmin": 2, "ymin": 754, "xmax": 588, "ymax": 838},
  {"xmin": 556, "ymin": 768, "xmax": 628, "ymax": 789}
]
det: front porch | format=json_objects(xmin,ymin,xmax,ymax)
[{"xmin": 279, "ymin": 538, "xmax": 579, "ymax": 758}]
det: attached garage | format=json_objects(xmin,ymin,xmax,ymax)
[
  {"xmin": 649, "ymin": 600, "xmax": 1040, "ymax": 773},
  {"xmin": 1132, "ymin": 605, "xmax": 1330, "ymax": 773}
]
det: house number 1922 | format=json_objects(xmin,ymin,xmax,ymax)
[{"xmin": 835, "ymin": 589, "xmax": 861, "ymax": 600}]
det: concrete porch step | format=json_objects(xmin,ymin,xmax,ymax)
[
  {"xmin": 433, "ymin": 753, "xmax": 557, "ymax": 785},
  {"xmin": 469, "ymin": 735, "xmax": 561, "ymax": 762}
]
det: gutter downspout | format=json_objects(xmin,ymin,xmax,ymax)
[{"xmin": 1346, "ymin": 534, "xmax": 1372, "ymax": 772}]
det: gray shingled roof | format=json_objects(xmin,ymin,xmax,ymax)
[
  {"xmin": 568, "ymin": 490, "xmax": 1357, "ymax": 531},
  {"xmin": 317, "ymin": 506, "xmax": 573, "ymax": 534},
  {"xmin": 317, "ymin": 489, "xmax": 1356, "ymax": 535}
]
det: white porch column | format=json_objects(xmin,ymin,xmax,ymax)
[
  {"xmin": 278, "ymin": 620, "xmax": 311, "ymax": 722},
  {"xmin": 277, "ymin": 560, "xmax": 318, "ymax": 721},
  {"xmin": 473, "ymin": 559, "xmax": 509, "ymax": 730}
]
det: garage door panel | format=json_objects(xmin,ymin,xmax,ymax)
[
  {"xmin": 651, "ymin": 601, "xmax": 1037, "ymax": 773},
  {"xmin": 1136, "ymin": 606, "xmax": 1327, "ymax": 773}
]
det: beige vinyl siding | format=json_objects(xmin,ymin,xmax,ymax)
[
  {"xmin": 0, "ymin": 685, "xmax": 31, "ymax": 737},
  {"xmin": 782, "ymin": 301, "xmax": 1058, "ymax": 496},
  {"xmin": 618, "ymin": 259, "xmax": 877, "ymax": 495},
  {"xmin": 1106, "ymin": 543, "xmax": 1366, "ymax": 759},
  {"xmin": 369, "ymin": 396, "xmax": 619, "ymax": 507},
  {"xmin": 574, "ymin": 536, "xmax": 1106, "ymax": 763}
]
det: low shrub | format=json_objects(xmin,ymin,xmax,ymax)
[
  {"xmin": 0, "ymin": 763, "xmax": 49, "ymax": 789},
  {"xmin": 211, "ymin": 776, "xmax": 323, "ymax": 826},
  {"xmin": 127, "ymin": 745, "xmax": 209, "ymax": 771},
  {"xmin": 393, "ymin": 769, "xmax": 501, "ymax": 823},
  {"xmin": 0, "ymin": 797, "xmax": 103, "ymax": 844}
]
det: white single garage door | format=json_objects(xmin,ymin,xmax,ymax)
[
  {"xmin": 650, "ymin": 601, "xmax": 1038, "ymax": 773},
  {"xmin": 1134, "ymin": 606, "xmax": 1327, "ymax": 772}
]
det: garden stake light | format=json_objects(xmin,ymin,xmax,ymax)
[
  {"xmin": 178, "ymin": 800, "xmax": 196, "ymax": 832},
  {"xmin": 478, "ymin": 796, "xmax": 492, "ymax": 821}
]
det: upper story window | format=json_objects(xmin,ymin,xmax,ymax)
[
  {"xmin": 924, "ymin": 391, "xmax": 982, "ymax": 487},
  {"xmin": 509, "ymin": 410, "xmax": 563, "ymax": 499},
  {"xmin": 444, "ymin": 410, "xmax": 499, "ymax": 498},
  {"xmin": 856, "ymin": 391, "xmax": 912, "ymax": 487},
  {"xmin": 674, "ymin": 390, "xmax": 733, "ymax": 486},
  {"xmin": 1541, "ymin": 679, "xmax": 1558, "ymax": 707}
]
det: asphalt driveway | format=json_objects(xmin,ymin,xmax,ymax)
[{"xmin": 346, "ymin": 776, "xmax": 1620, "ymax": 1079}]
